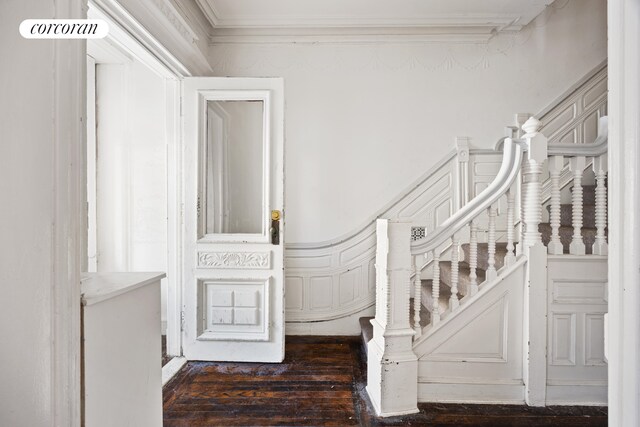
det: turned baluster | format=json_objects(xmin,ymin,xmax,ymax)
[
  {"xmin": 504, "ymin": 186, "xmax": 516, "ymax": 266},
  {"xmin": 569, "ymin": 156, "xmax": 586, "ymax": 255},
  {"xmin": 412, "ymin": 255, "xmax": 422, "ymax": 338},
  {"xmin": 547, "ymin": 155, "xmax": 564, "ymax": 254},
  {"xmin": 431, "ymin": 249, "xmax": 441, "ymax": 325},
  {"xmin": 468, "ymin": 221, "xmax": 478, "ymax": 296},
  {"xmin": 449, "ymin": 235, "xmax": 460, "ymax": 311},
  {"xmin": 593, "ymin": 154, "xmax": 608, "ymax": 255},
  {"xmin": 486, "ymin": 204, "xmax": 498, "ymax": 280}
]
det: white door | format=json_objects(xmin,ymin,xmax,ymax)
[{"xmin": 182, "ymin": 78, "xmax": 284, "ymax": 362}]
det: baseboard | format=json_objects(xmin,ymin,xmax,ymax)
[
  {"xmin": 546, "ymin": 384, "xmax": 608, "ymax": 406},
  {"xmin": 286, "ymin": 306, "xmax": 374, "ymax": 335},
  {"xmin": 418, "ymin": 382, "xmax": 525, "ymax": 404},
  {"xmin": 162, "ymin": 356, "xmax": 187, "ymax": 387}
]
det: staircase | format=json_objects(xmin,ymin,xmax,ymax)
[
  {"xmin": 360, "ymin": 184, "xmax": 604, "ymax": 344},
  {"xmin": 363, "ymin": 115, "xmax": 609, "ymax": 417}
]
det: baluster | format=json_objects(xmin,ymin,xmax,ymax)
[
  {"xmin": 593, "ymin": 154, "xmax": 608, "ymax": 255},
  {"xmin": 449, "ymin": 236, "xmax": 460, "ymax": 311},
  {"xmin": 412, "ymin": 255, "xmax": 422, "ymax": 338},
  {"xmin": 569, "ymin": 156, "xmax": 586, "ymax": 255},
  {"xmin": 431, "ymin": 249, "xmax": 441, "ymax": 325},
  {"xmin": 468, "ymin": 221, "xmax": 478, "ymax": 296},
  {"xmin": 548, "ymin": 155, "xmax": 564, "ymax": 254},
  {"xmin": 504, "ymin": 186, "xmax": 516, "ymax": 266},
  {"xmin": 486, "ymin": 204, "xmax": 498, "ymax": 280}
]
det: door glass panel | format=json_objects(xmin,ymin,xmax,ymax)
[{"xmin": 206, "ymin": 100, "xmax": 264, "ymax": 235}]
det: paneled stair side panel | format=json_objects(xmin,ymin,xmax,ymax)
[
  {"xmin": 414, "ymin": 259, "xmax": 527, "ymax": 404},
  {"xmin": 546, "ymin": 256, "xmax": 608, "ymax": 405}
]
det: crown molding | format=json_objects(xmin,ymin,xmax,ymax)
[
  {"xmin": 207, "ymin": 24, "xmax": 521, "ymax": 45},
  {"xmin": 202, "ymin": 14, "xmax": 528, "ymax": 44},
  {"xmin": 90, "ymin": 0, "xmax": 213, "ymax": 76},
  {"xmin": 196, "ymin": 0, "xmax": 220, "ymax": 26}
]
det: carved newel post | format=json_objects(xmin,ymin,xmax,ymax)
[
  {"xmin": 519, "ymin": 117, "xmax": 549, "ymax": 406},
  {"xmin": 367, "ymin": 219, "xmax": 419, "ymax": 417},
  {"xmin": 521, "ymin": 117, "xmax": 547, "ymax": 248}
]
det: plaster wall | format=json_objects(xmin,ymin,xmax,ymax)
[
  {"xmin": 206, "ymin": 0, "xmax": 607, "ymax": 244},
  {"xmin": 0, "ymin": 0, "xmax": 83, "ymax": 425}
]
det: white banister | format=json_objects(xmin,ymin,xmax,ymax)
[
  {"xmin": 593, "ymin": 154, "xmax": 608, "ymax": 255},
  {"xmin": 412, "ymin": 254, "xmax": 422, "ymax": 338},
  {"xmin": 569, "ymin": 156, "xmax": 586, "ymax": 255},
  {"xmin": 449, "ymin": 235, "xmax": 460, "ymax": 311},
  {"xmin": 411, "ymin": 138, "xmax": 524, "ymax": 255},
  {"xmin": 547, "ymin": 155, "xmax": 564, "ymax": 254},
  {"xmin": 504, "ymin": 186, "xmax": 516, "ymax": 266},
  {"xmin": 431, "ymin": 249, "xmax": 441, "ymax": 325},
  {"xmin": 486, "ymin": 204, "xmax": 498, "ymax": 280},
  {"xmin": 468, "ymin": 220, "xmax": 479, "ymax": 296}
]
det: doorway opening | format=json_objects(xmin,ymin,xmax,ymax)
[{"xmin": 85, "ymin": 1, "xmax": 185, "ymax": 379}]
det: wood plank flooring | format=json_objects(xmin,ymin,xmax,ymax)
[{"xmin": 163, "ymin": 336, "xmax": 607, "ymax": 426}]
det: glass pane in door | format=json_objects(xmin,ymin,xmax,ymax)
[{"xmin": 205, "ymin": 100, "xmax": 264, "ymax": 235}]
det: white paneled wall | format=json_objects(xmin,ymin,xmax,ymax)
[{"xmin": 546, "ymin": 256, "xmax": 608, "ymax": 404}]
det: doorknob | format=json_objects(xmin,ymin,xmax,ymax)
[{"xmin": 270, "ymin": 210, "xmax": 281, "ymax": 245}]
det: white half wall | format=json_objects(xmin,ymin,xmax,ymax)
[{"xmin": 207, "ymin": 0, "xmax": 607, "ymax": 245}]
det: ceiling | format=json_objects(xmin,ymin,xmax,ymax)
[{"xmin": 196, "ymin": 0, "xmax": 555, "ymax": 41}]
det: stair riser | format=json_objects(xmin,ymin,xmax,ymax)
[
  {"xmin": 546, "ymin": 204, "xmax": 597, "ymax": 228},
  {"xmin": 460, "ymin": 243, "xmax": 508, "ymax": 271}
]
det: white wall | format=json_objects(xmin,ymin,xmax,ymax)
[
  {"xmin": 207, "ymin": 0, "xmax": 607, "ymax": 244},
  {"xmin": 0, "ymin": 0, "xmax": 83, "ymax": 425},
  {"xmin": 95, "ymin": 60, "xmax": 169, "ymax": 326}
]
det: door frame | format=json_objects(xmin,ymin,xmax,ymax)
[{"xmin": 88, "ymin": 0, "xmax": 190, "ymax": 356}]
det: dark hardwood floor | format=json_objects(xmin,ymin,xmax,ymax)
[{"xmin": 163, "ymin": 336, "xmax": 607, "ymax": 426}]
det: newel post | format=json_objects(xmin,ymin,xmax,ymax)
[
  {"xmin": 367, "ymin": 219, "xmax": 419, "ymax": 417},
  {"xmin": 519, "ymin": 117, "xmax": 549, "ymax": 406}
]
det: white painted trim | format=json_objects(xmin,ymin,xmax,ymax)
[
  {"xmin": 86, "ymin": 55, "xmax": 98, "ymax": 273},
  {"xmin": 52, "ymin": 1, "xmax": 85, "ymax": 425},
  {"xmin": 418, "ymin": 382, "xmax": 524, "ymax": 404},
  {"xmin": 608, "ymin": 0, "xmax": 640, "ymax": 425},
  {"xmin": 89, "ymin": 0, "xmax": 192, "ymax": 77},
  {"xmin": 209, "ymin": 31, "xmax": 498, "ymax": 45},
  {"xmin": 206, "ymin": 14, "xmax": 525, "ymax": 30},
  {"xmin": 162, "ymin": 357, "xmax": 187, "ymax": 387},
  {"xmin": 88, "ymin": 0, "xmax": 188, "ymax": 357},
  {"xmin": 165, "ymin": 77, "xmax": 183, "ymax": 357},
  {"xmin": 546, "ymin": 385, "xmax": 607, "ymax": 406}
]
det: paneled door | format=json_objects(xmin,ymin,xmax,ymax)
[{"xmin": 182, "ymin": 78, "xmax": 284, "ymax": 362}]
